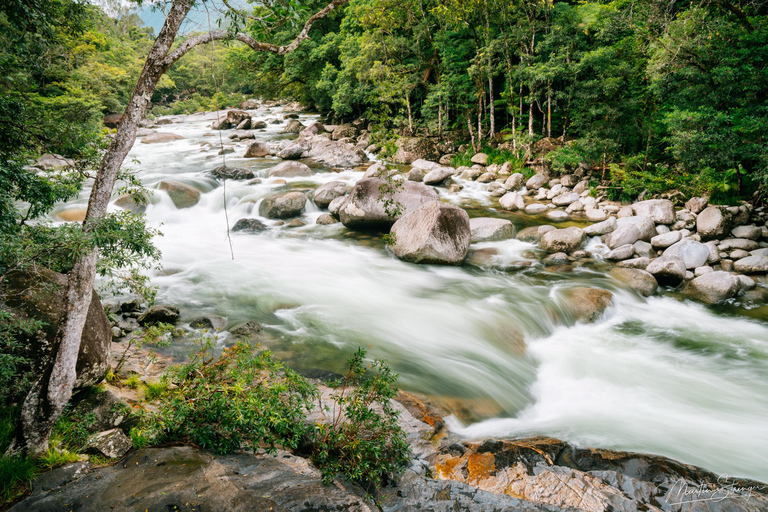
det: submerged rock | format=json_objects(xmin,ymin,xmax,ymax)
[
  {"xmin": 609, "ymin": 267, "xmax": 658, "ymax": 297},
  {"xmin": 561, "ymin": 287, "xmax": 614, "ymax": 323},
  {"xmin": 389, "ymin": 202, "xmax": 471, "ymax": 265},
  {"xmin": 232, "ymin": 218, "xmax": 267, "ymax": 233},
  {"xmin": 158, "ymin": 180, "xmax": 200, "ymax": 209}
]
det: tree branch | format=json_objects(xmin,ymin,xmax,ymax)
[{"xmin": 161, "ymin": 0, "xmax": 349, "ymax": 69}]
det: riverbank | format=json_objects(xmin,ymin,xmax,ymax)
[{"xmin": 18, "ymin": 102, "xmax": 768, "ymax": 501}]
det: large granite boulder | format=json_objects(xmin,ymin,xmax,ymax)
[
  {"xmin": 306, "ymin": 137, "xmax": 368, "ymax": 168},
  {"xmin": 631, "ymin": 199, "xmax": 675, "ymax": 225},
  {"xmin": 683, "ymin": 271, "xmax": 740, "ymax": 304},
  {"xmin": 539, "ymin": 227, "xmax": 586, "ymax": 253},
  {"xmin": 243, "ymin": 140, "xmax": 270, "ymax": 158},
  {"xmin": 646, "ymin": 256, "xmax": 687, "ymax": 287},
  {"xmin": 605, "ymin": 216, "xmax": 656, "ymax": 249},
  {"xmin": 469, "ymin": 218, "xmax": 516, "ymax": 242},
  {"xmin": 338, "ymin": 178, "xmax": 439, "ymax": 229},
  {"xmin": 734, "ymin": 256, "xmax": 768, "ymax": 274},
  {"xmin": 0, "ymin": 269, "xmax": 111, "ymax": 389},
  {"xmin": 697, "ymin": 206, "xmax": 732, "ymax": 241},
  {"xmin": 663, "ymin": 240, "xmax": 710, "ymax": 269},
  {"xmin": 268, "ymin": 161, "xmax": 312, "ymax": 178},
  {"xmin": 283, "ymin": 119, "xmax": 305, "ymax": 133},
  {"xmin": 313, "ymin": 181, "xmax": 347, "ymax": 209},
  {"xmin": 259, "ymin": 191, "xmax": 306, "ymax": 219},
  {"xmin": 389, "ymin": 202, "xmax": 471, "ymax": 265},
  {"xmin": 140, "ymin": 132, "xmax": 184, "ymax": 144}
]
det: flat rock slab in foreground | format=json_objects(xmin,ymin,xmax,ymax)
[{"xmin": 12, "ymin": 447, "xmax": 375, "ymax": 512}]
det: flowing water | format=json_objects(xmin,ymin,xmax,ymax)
[{"xmin": 53, "ymin": 108, "xmax": 768, "ymax": 482}]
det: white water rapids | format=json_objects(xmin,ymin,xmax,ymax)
[{"xmin": 53, "ymin": 108, "xmax": 768, "ymax": 482}]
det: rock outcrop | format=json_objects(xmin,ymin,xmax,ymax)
[{"xmin": 338, "ymin": 178, "xmax": 439, "ymax": 229}]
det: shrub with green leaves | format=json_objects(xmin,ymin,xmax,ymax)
[
  {"xmin": 140, "ymin": 343, "xmax": 317, "ymax": 455},
  {"xmin": 311, "ymin": 348, "xmax": 410, "ymax": 486}
]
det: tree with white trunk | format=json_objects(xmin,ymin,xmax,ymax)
[{"xmin": 18, "ymin": 0, "xmax": 350, "ymax": 456}]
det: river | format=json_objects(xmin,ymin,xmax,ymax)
[{"xmin": 52, "ymin": 107, "xmax": 768, "ymax": 483}]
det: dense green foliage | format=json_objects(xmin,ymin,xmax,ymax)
[
  {"xmin": 232, "ymin": 0, "xmax": 768, "ymax": 201},
  {"xmin": 133, "ymin": 343, "xmax": 410, "ymax": 486}
]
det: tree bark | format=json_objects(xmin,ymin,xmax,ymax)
[
  {"xmin": 19, "ymin": 0, "xmax": 349, "ymax": 456},
  {"xmin": 488, "ymin": 75, "xmax": 495, "ymax": 139}
]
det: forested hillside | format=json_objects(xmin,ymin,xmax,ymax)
[{"xmin": 231, "ymin": 0, "xmax": 768, "ymax": 202}]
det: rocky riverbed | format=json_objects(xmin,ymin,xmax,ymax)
[{"xmin": 14, "ymin": 101, "xmax": 768, "ymax": 509}]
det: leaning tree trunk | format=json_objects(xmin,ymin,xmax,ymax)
[{"xmin": 19, "ymin": 0, "xmax": 349, "ymax": 456}]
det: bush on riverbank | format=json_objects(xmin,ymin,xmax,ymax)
[{"xmin": 131, "ymin": 342, "xmax": 410, "ymax": 488}]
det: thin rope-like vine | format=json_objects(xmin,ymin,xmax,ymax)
[{"xmin": 205, "ymin": 0, "xmax": 235, "ymax": 260}]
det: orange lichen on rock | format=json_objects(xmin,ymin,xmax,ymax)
[{"xmin": 467, "ymin": 452, "xmax": 495, "ymax": 482}]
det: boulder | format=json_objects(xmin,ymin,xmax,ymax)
[
  {"xmin": 631, "ymin": 199, "xmax": 675, "ymax": 225},
  {"xmin": 268, "ymin": 161, "xmax": 312, "ymax": 178},
  {"xmin": 476, "ymin": 172, "xmax": 497, "ymax": 183},
  {"xmin": 283, "ymin": 119, "xmax": 305, "ymax": 133},
  {"xmin": 718, "ymin": 238, "xmax": 759, "ymax": 251},
  {"xmin": 410, "ymin": 159, "xmax": 442, "ymax": 171},
  {"xmin": 157, "ymin": 181, "xmax": 200, "ymax": 209},
  {"xmin": 585, "ymin": 209, "xmax": 608, "ymax": 222},
  {"xmin": 552, "ymin": 192, "xmax": 579, "ymax": 207},
  {"xmin": 605, "ymin": 216, "xmax": 655, "ymax": 249},
  {"xmin": 539, "ymin": 227, "xmax": 586, "ymax": 253},
  {"xmin": 300, "ymin": 121, "xmax": 325, "ymax": 137},
  {"xmin": 328, "ymin": 195, "xmax": 347, "ymax": 217},
  {"xmin": 391, "ymin": 137, "xmax": 439, "ymax": 164},
  {"xmin": 232, "ymin": 218, "xmax": 267, "ymax": 233},
  {"xmin": 609, "ymin": 268, "xmax": 658, "ymax": 297},
  {"xmin": 0, "ymin": 269, "xmax": 111, "ymax": 389},
  {"xmin": 470, "ymin": 153, "xmax": 489, "ymax": 165},
  {"xmin": 503, "ymin": 173, "xmax": 525, "ymax": 191},
  {"xmin": 499, "ymin": 192, "xmax": 525, "ymax": 211},
  {"xmin": 313, "ymin": 181, "xmax": 347, "ymax": 208},
  {"xmin": 633, "ymin": 240, "xmax": 654, "ymax": 258},
  {"xmin": 331, "ymin": 125, "xmax": 358, "ymax": 140},
  {"xmin": 583, "ymin": 217, "xmax": 617, "ymax": 236},
  {"xmin": 650, "ymin": 230, "xmax": 682, "ymax": 249},
  {"xmin": 138, "ymin": 305, "xmax": 180, "ymax": 326},
  {"xmin": 697, "ymin": 206, "xmax": 732, "ymax": 241},
  {"xmin": 617, "ymin": 257, "xmax": 651, "ymax": 269},
  {"xmin": 244, "ymin": 140, "xmax": 270, "ymax": 158},
  {"xmin": 731, "ymin": 225, "xmax": 762, "ymax": 240},
  {"xmin": 338, "ymin": 178, "xmax": 439, "ymax": 229},
  {"xmin": 277, "ymin": 144, "xmax": 305, "ymax": 160},
  {"xmin": 70, "ymin": 390, "xmax": 131, "ymax": 434},
  {"xmin": 526, "ymin": 173, "xmax": 549, "ymax": 190},
  {"xmin": 406, "ymin": 168, "xmax": 425, "ymax": 182},
  {"xmin": 259, "ymin": 191, "xmax": 306, "ymax": 219},
  {"xmin": 229, "ymin": 321, "xmax": 263, "ymax": 339},
  {"xmin": 306, "ymin": 137, "xmax": 368, "ymax": 168},
  {"xmin": 226, "ymin": 110, "xmax": 250, "ymax": 126},
  {"xmin": 733, "ymin": 256, "xmax": 768, "ymax": 274},
  {"xmin": 516, "ymin": 225, "xmax": 555, "ymax": 243},
  {"xmin": 229, "ymin": 130, "xmax": 254, "ymax": 140},
  {"xmin": 469, "ymin": 218, "xmax": 516, "ymax": 242},
  {"xmin": 389, "ymin": 202, "xmax": 471, "ymax": 265},
  {"xmin": 141, "ymin": 132, "xmax": 184, "ymax": 144},
  {"xmin": 525, "ymin": 203, "xmax": 548, "ymax": 215},
  {"xmin": 209, "ymin": 165, "xmax": 254, "ymax": 180},
  {"xmin": 663, "ymin": 240, "xmax": 710, "ymax": 269},
  {"xmin": 83, "ymin": 429, "xmax": 132, "ymax": 459},
  {"xmin": 316, "ymin": 213, "xmax": 337, "ymax": 225},
  {"xmin": 562, "ymin": 287, "xmax": 614, "ymax": 323},
  {"xmin": 546, "ymin": 210, "xmax": 570, "ymax": 222},
  {"xmin": 422, "ymin": 167, "xmax": 455, "ymax": 185},
  {"xmin": 604, "ymin": 244, "xmax": 635, "ymax": 261},
  {"xmin": 189, "ymin": 315, "xmax": 227, "ymax": 331},
  {"xmin": 685, "ymin": 196, "xmax": 708, "ymax": 214},
  {"xmin": 239, "ymin": 100, "xmax": 259, "ymax": 109},
  {"xmin": 252, "ymin": 120, "xmax": 267, "ymax": 129},
  {"xmin": 683, "ymin": 271, "xmax": 740, "ymax": 304},
  {"xmin": 646, "ymin": 256, "xmax": 687, "ymax": 287}
]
